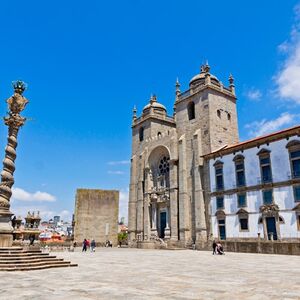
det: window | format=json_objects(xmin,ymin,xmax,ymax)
[
  {"xmin": 293, "ymin": 186, "xmax": 300, "ymax": 202},
  {"xmin": 216, "ymin": 197, "xmax": 224, "ymax": 209},
  {"xmin": 157, "ymin": 132, "xmax": 162, "ymax": 138},
  {"xmin": 258, "ymin": 149, "xmax": 272, "ymax": 183},
  {"xmin": 290, "ymin": 150, "xmax": 300, "ymax": 178},
  {"xmin": 139, "ymin": 127, "xmax": 144, "ymax": 142},
  {"xmin": 217, "ymin": 110, "xmax": 221, "ymax": 118},
  {"xmin": 218, "ymin": 219, "xmax": 226, "ymax": 240},
  {"xmin": 263, "ymin": 189, "xmax": 273, "ymax": 205},
  {"xmin": 234, "ymin": 155, "xmax": 246, "ymax": 187},
  {"xmin": 227, "ymin": 113, "xmax": 231, "ymax": 121},
  {"xmin": 297, "ymin": 214, "xmax": 300, "ymax": 231},
  {"xmin": 239, "ymin": 218, "xmax": 248, "ymax": 230},
  {"xmin": 187, "ymin": 102, "xmax": 195, "ymax": 120},
  {"xmin": 214, "ymin": 161, "xmax": 224, "ymax": 191},
  {"xmin": 158, "ymin": 156, "xmax": 170, "ymax": 188},
  {"xmin": 286, "ymin": 140, "xmax": 300, "ymax": 179},
  {"xmin": 237, "ymin": 194, "xmax": 247, "ymax": 207}
]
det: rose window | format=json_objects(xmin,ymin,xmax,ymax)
[{"xmin": 158, "ymin": 156, "xmax": 170, "ymax": 175}]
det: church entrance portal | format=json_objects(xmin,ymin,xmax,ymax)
[
  {"xmin": 159, "ymin": 211, "xmax": 167, "ymax": 238},
  {"xmin": 266, "ymin": 217, "xmax": 277, "ymax": 240}
]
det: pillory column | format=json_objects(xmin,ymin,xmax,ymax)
[{"xmin": 0, "ymin": 81, "xmax": 28, "ymax": 247}]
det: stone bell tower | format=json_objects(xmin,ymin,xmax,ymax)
[
  {"xmin": 174, "ymin": 63, "xmax": 239, "ymax": 245},
  {"xmin": 128, "ymin": 63, "xmax": 239, "ymax": 249}
]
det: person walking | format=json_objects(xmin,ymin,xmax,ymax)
[
  {"xmin": 82, "ymin": 238, "xmax": 88, "ymax": 252},
  {"xmin": 212, "ymin": 240, "xmax": 217, "ymax": 255}
]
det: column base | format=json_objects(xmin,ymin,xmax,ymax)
[
  {"xmin": 0, "ymin": 211, "xmax": 13, "ymax": 247},
  {"xmin": 179, "ymin": 228, "xmax": 191, "ymax": 241},
  {"xmin": 164, "ymin": 227, "xmax": 171, "ymax": 239},
  {"xmin": 150, "ymin": 228, "xmax": 158, "ymax": 239},
  {"xmin": 170, "ymin": 235, "xmax": 179, "ymax": 242}
]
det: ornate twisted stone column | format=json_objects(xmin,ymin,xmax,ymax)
[{"xmin": 0, "ymin": 81, "xmax": 28, "ymax": 247}]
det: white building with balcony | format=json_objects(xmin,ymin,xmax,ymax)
[{"xmin": 204, "ymin": 126, "xmax": 300, "ymax": 241}]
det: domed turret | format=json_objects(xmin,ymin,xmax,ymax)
[
  {"xmin": 142, "ymin": 95, "xmax": 167, "ymax": 117},
  {"xmin": 189, "ymin": 62, "xmax": 220, "ymax": 88}
]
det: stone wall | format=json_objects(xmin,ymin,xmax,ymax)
[
  {"xmin": 74, "ymin": 189, "xmax": 119, "ymax": 246},
  {"xmin": 221, "ymin": 240, "xmax": 300, "ymax": 256}
]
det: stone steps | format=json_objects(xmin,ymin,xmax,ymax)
[
  {"xmin": 0, "ymin": 263, "xmax": 77, "ymax": 272},
  {"xmin": 0, "ymin": 247, "xmax": 77, "ymax": 271},
  {"xmin": 0, "ymin": 260, "xmax": 72, "ymax": 268},
  {"xmin": 0, "ymin": 258, "xmax": 64, "ymax": 264},
  {"xmin": 0, "ymin": 255, "xmax": 58, "ymax": 261},
  {"xmin": 0, "ymin": 249, "xmax": 41, "ymax": 253},
  {"xmin": 0, "ymin": 253, "xmax": 50, "ymax": 257}
]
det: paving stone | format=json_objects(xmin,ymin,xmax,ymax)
[{"xmin": 0, "ymin": 248, "xmax": 299, "ymax": 299}]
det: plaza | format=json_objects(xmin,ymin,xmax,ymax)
[{"xmin": 0, "ymin": 248, "xmax": 299, "ymax": 300}]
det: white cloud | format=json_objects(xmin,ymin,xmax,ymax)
[
  {"xmin": 108, "ymin": 170, "xmax": 125, "ymax": 175},
  {"xmin": 11, "ymin": 204, "xmax": 72, "ymax": 222},
  {"xmin": 33, "ymin": 191, "xmax": 56, "ymax": 202},
  {"xmin": 245, "ymin": 112, "xmax": 299, "ymax": 138},
  {"xmin": 275, "ymin": 4, "xmax": 300, "ymax": 103},
  {"xmin": 12, "ymin": 187, "xmax": 56, "ymax": 202},
  {"xmin": 245, "ymin": 88, "xmax": 262, "ymax": 101},
  {"xmin": 11, "ymin": 205, "xmax": 55, "ymax": 220},
  {"xmin": 107, "ymin": 160, "xmax": 130, "ymax": 165},
  {"xmin": 59, "ymin": 210, "xmax": 71, "ymax": 220}
]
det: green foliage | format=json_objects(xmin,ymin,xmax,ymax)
[{"xmin": 118, "ymin": 232, "xmax": 128, "ymax": 245}]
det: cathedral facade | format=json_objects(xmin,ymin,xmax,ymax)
[{"xmin": 128, "ymin": 64, "xmax": 239, "ymax": 248}]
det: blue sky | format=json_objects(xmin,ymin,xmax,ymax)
[{"xmin": 0, "ymin": 0, "xmax": 300, "ymax": 222}]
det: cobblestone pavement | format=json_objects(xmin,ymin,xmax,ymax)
[{"xmin": 0, "ymin": 248, "xmax": 299, "ymax": 300}]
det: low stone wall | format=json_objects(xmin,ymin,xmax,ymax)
[
  {"xmin": 222, "ymin": 240, "xmax": 300, "ymax": 256},
  {"xmin": 137, "ymin": 240, "xmax": 167, "ymax": 249}
]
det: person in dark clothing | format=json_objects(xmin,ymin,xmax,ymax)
[
  {"xmin": 212, "ymin": 240, "xmax": 217, "ymax": 255},
  {"xmin": 11, "ymin": 216, "xmax": 16, "ymax": 229},
  {"xmin": 90, "ymin": 239, "xmax": 96, "ymax": 252},
  {"xmin": 105, "ymin": 240, "xmax": 112, "ymax": 248},
  {"xmin": 216, "ymin": 241, "xmax": 225, "ymax": 255},
  {"xmin": 29, "ymin": 234, "xmax": 35, "ymax": 246},
  {"xmin": 82, "ymin": 238, "xmax": 88, "ymax": 252}
]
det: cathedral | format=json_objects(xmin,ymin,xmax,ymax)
[{"xmin": 128, "ymin": 63, "xmax": 239, "ymax": 248}]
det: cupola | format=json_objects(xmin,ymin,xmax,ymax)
[{"xmin": 142, "ymin": 95, "xmax": 167, "ymax": 117}]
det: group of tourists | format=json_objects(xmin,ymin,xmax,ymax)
[
  {"xmin": 212, "ymin": 240, "xmax": 225, "ymax": 255},
  {"xmin": 81, "ymin": 238, "xmax": 96, "ymax": 252}
]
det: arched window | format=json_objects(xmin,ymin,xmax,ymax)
[
  {"xmin": 227, "ymin": 113, "xmax": 231, "ymax": 121},
  {"xmin": 158, "ymin": 156, "xmax": 170, "ymax": 188},
  {"xmin": 217, "ymin": 110, "xmax": 221, "ymax": 118},
  {"xmin": 139, "ymin": 127, "xmax": 144, "ymax": 142},
  {"xmin": 157, "ymin": 132, "xmax": 162, "ymax": 138},
  {"xmin": 187, "ymin": 102, "xmax": 195, "ymax": 120}
]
